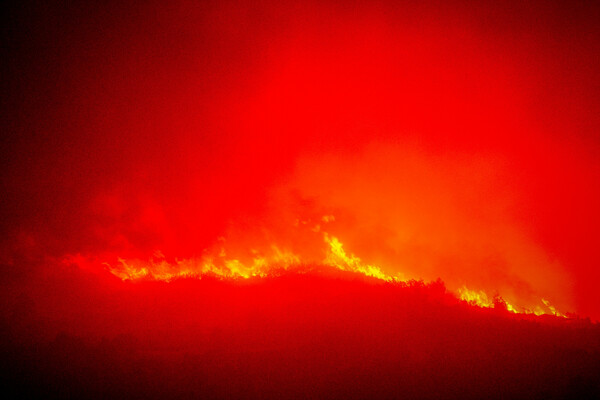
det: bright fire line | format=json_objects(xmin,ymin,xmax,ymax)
[{"xmin": 86, "ymin": 230, "xmax": 565, "ymax": 318}]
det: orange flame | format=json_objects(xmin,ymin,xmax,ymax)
[
  {"xmin": 106, "ymin": 232, "xmax": 401, "ymax": 283},
  {"xmin": 73, "ymin": 217, "xmax": 566, "ymax": 318},
  {"xmin": 457, "ymin": 286, "xmax": 565, "ymax": 317}
]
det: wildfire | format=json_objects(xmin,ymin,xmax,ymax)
[
  {"xmin": 107, "ymin": 232, "xmax": 401, "ymax": 283},
  {"xmin": 457, "ymin": 286, "xmax": 565, "ymax": 317},
  {"xmin": 323, "ymin": 233, "xmax": 405, "ymax": 282},
  {"xmin": 69, "ymin": 217, "xmax": 566, "ymax": 318}
]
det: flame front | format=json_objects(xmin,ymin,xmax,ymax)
[
  {"xmin": 76, "ymin": 222, "xmax": 566, "ymax": 318},
  {"xmin": 457, "ymin": 286, "xmax": 565, "ymax": 317},
  {"xmin": 110, "ymin": 245, "xmax": 301, "ymax": 281},
  {"xmin": 323, "ymin": 233, "xmax": 404, "ymax": 282},
  {"xmin": 108, "ymin": 233, "xmax": 399, "ymax": 283}
]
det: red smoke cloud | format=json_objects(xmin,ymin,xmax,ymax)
[{"xmin": 2, "ymin": 1, "xmax": 599, "ymax": 317}]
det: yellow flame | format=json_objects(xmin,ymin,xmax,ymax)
[
  {"xmin": 458, "ymin": 286, "xmax": 564, "ymax": 317},
  {"xmin": 107, "ymin": 234, "xmax": 401, "ymax": 283},
  {"xmin": 457, "ymin": 286, "xmax": 494, "ymax": 308},
  {"xmin": 71, "ymin": 217, "xmax": 565, "ymax": 318},
  {"xmin": 109, "ymin": 244, "xmax": 302, "ymax": 281},
  {"xmin": 542, "ymin": 298, "xmax": 565, "ymax": 317},
  {"xmin": 323, "ymin": 233, "xmax": 404, "ymax": 282}
]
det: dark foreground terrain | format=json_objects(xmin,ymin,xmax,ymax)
[{"xmin": 1, "ymin": 265, "xmax": 599, "ymax": 399}]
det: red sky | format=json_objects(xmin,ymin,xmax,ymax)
[{"xmin": 1, "ymin": 1, "xmax": 599, "ymax": 319}]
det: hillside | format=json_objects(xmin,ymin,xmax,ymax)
[{"xmin": 1, "ymin": 267, "xmax": 598, "ymax": 399}]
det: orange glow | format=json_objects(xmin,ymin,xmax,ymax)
[
  {"xmin": 457, "ymin": 286, "xmax": 564, "ymax": 316},
  {"xmin": 73, "ymin": 219, "xmax": 566, "ymax": 317},
  {"xmin": 97, "ymin": 229, "xmax": 397, "ymax": 282}
]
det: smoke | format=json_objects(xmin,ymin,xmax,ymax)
[
  {"xmin": 1, "ymin": 0, "xmax": 599, "ymax": 317},
  {"xmin": 275, "ymin": 142, "xmax": 573, "ymax": 312}
]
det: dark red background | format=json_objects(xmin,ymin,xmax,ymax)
[{"xmin": 1, "ymin": 1, "xmax": 599, "ymax": 398}]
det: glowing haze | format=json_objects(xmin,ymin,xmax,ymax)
[{"xmin": 2, "ymin": 1, "xmax": 599, "ymax": 319}]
